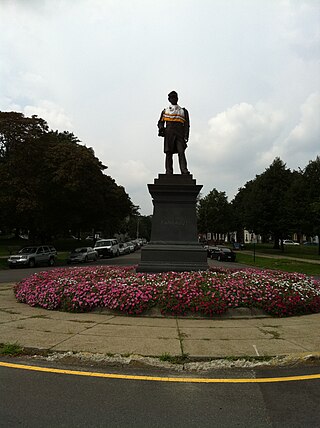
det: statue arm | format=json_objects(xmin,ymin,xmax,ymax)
[
  {"xmin": 184, "ymin": 109, "xmax": 190, "ymax": 142},
  {"xmin": 157, "ymin": 110, "xmax": 165, "ymax": 137}
]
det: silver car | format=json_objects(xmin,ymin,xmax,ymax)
[
  {"xmin": 8, "ymin": 246, "xmax": 57, "ymax": 268},
  {"xmin": 67, "ymin": 247, "xmax": 98, "ymax": 264},
  {"xmin": 126, "ymin": 241, "xmax": 135, "ymax": 253},
  {"xmin": 94, "ymin": 239, "xmax": 120, "ymax": 258},
  {"xmin": 119, "ymin": 242, "xmax": 130, "ymax": 255}
]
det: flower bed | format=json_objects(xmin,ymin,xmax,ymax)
[{"xmin": 13, "ymin": 266, "xmax": 320, "ymax": 317}]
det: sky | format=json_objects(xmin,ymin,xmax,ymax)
[{"xmin": 1, "ymin": 0, "xmax": 319, "ymax": 215}]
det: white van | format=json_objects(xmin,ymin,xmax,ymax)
[{"xmin": 94, "ymin": 239, "xmax": 120, "ymax": 258}]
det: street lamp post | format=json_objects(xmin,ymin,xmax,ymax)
[
  {"xmin": 136, "ymin": 216, "xmax": 140, "ymax": 240},
  {"xmin": 251, "ymin": 232, "xmax": 257, "ymax": 263}
]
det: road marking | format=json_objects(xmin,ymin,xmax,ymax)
[{"xmin": 0, "ymin": 361, "xmax": 320, "ymax": 383}]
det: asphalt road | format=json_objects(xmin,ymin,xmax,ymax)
[
  {"xmin": 0, "ymin": 253, "xmax": 141, "ymax": 283},
  {"xmin": 1, "ymin": 359, "xmax": 319, "ymax": 427},
  {"xmin": 1, "ymin": 252, "xmax": 320, "ymax": 427}
]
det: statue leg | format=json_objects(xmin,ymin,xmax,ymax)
[
  {"xmin": 178, "ymin": 151, "xmax": 189, "ymax": 174},
  {"xmin": 176, "ymin": 137, "xmax": 189, "ymax": 174},
  {"xmin": 165, "ymin": 153, "xmax": 173, "ymax": 174}
]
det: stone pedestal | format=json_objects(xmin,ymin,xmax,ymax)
[{"xmin": 137, "ymin": 174, "xmax": 208, "ymax": 273}]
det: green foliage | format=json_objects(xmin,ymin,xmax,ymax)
[
  {"xmin": 236, "ymin": 253, "xmax": 320, "ymax": 276},
  {"xmin": 159, "ymin": 352, "xmax": 189, "ymax": 364},
  {"xmin": 199, "ymin": 157, "xmax": 319, "ymax": 253},
  {"xmin": 0, "ymin": 111, "xmax": 135, "ymax": 240},
  {"xmin": 125, "ymin": 215, "xmax": 152, "ymax": 240},
  {"xmin": 233, "ymin": 158, "xmax": 293, "ymax": 247},
  {"xmin": 0, "ymin": 342, "xmax": 23, "ymax": 356},
  {"xmin": 303, "ymin": 157, "xmax": 320, "ymax": 251},
  {"xmin": 197, "ymin": 188, "xmax": 232, "ymax": 235}
]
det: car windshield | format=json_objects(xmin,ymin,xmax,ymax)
[
  {"xmin": 72, "ymin": 248, "xmax": 87, "ymax": 253},
  {"xmin": 95, "ymin": 240, "xmax": 112, "ymax": 247},
  {"xmin": 19, "ymin": 247, "xmax": 37, "ymax": 254}
]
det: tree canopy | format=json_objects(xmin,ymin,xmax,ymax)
[
  {"xmin": 198, "ymin": 156, "xmax": 320, "ymax": 252},
  {"xmin": 197, "ymin": 189, "xmax": 231, "ymax": 238},
  {"xmin": 0, "ymin": 111, "xmax": 135, "ymax": 241},
  {"xmin": 233, "ymin": 158, "xmax": 293, "ymax": 247}
]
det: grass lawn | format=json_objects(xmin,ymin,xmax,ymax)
[
  {"xmin": 244, "ymin": 243, "xmax": 320, "ymax": 260},
  {"xmin": 236, "ymin": 252, "xmax": 320, "ymax": 276}
]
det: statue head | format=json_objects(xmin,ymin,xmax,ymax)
[{"xmin": 168, "ymin": 91, "xmax": 178, "ymax": 105}]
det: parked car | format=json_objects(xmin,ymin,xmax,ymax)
[
  {"xmin": 207, "ymin": 246, "xmax": 236, "ymax": 262},
  {"xmin": 67, "ymin": 247, "xmax": 98, "ymax": 264},
  {"xmin": 118, "ymin": 242, "xmax": 130, "ymax": 255},
  {"xmin": 282, "ymin": 239, "xmax": 300, "ymax": 246},
  {"xmin": 232, "ymin": 242, "xmax": 245, "ymax": 250},
  {"xmin": 8, "ymin": 245, "xmax": 57, "ymax": 268},
  {"xmin": 49, "ymin": 246, "xmax": 58, "ymax": 255},
  {"xmin": 131, "ymin": 239, "xmax": 141, "ymax": 250},
  {"xmin": 126, "ymin": 241, "xmax": 135, "ymax": 253},
  {"xmin": 94, "ymin": 239, "xmax": 120, "ymax": 258}
]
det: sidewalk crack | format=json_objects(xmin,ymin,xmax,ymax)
[{"xmin": 175, "ymin": 318, "xmax": 185, "ymax": 357}]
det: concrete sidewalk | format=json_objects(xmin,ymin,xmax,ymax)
[{"xmin": 0, "ymin": 283, "xmax": 319, "ymax": 360}]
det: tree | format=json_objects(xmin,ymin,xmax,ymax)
[
  {"xmin": 232, "ymin": 158, "xmax": 293, "ymax": 248},
  {"xmin": 0, "ymin": 112, "xmax": 48, "ymax": 159},
  {"xmin": 282, "ymin": 170, "xmax": 309, "ymax": 242},
  {"xmin": 197, "ymin": 189, "xmax": 232, "ymax": 241},
  {"xmin": 0, "ymin": 112, "xmax": 50, "ymax": 236},
  {"xmin": 303, "ymin": 157, "xmax": 320, "ymax": 254},
  {"xmin": 125, "ymin": 214, "xmax": 152, "ymax": 241},
  {"xmin": 0, "ymin": 112, "xmax": 135, "ymax": 241}
]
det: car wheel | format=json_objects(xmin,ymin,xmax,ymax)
[
  {"xmin": 48, "ymin": 258, "xmax": 55, "ymax": 267},
  {"xmin": 29, "ymin": 259, "xmax": 36, "ymax": 268},
  {"xmin": 84, "ymin": 256, "xmax": 88, "ymax": 263},
  {"xmin": 116, "ymin": 250, "xmax": 120, "ymax": 257}
]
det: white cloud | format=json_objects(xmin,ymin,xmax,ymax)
[
  {"xmin": 281, "ymin": 92, "xmax": 320, "ymax": 162},
  {"xmin": 107, "ymin": 159, "xmax": 154, "ymax": 212},
  {"xmin": 0, "ymin": 0, "xmax": 319, "ymax": 214},
  {"xmin": 191, "ymin": 102, "xmax": 286, "ymax": 184},
  {"xmin": 276, "ymin": 0, "xmax": 320, "ymax": 61},
  {"xmin": 108, "ymin": 159, "xmax": 152, "ymax": 192},
  {"xmin": 24, "ymin": 100, "xmax": 73, "ymax": 131},
  {"xmin": 190, "ymin": 93, "xmax": 319, "ymax": 201}
]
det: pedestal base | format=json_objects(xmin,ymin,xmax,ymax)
[
  {"xmin": 137, "ymin": 243, "xmax": 208, "ymax": 273},
  {"xmin": 137, "ymin": 174, "xmax": 208, "ymax": 273}
]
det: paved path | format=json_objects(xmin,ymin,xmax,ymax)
[
  {"xmin": 241, "ymin": 250, "xmax": 320, "ymax": 265},
  {"xmin": 1, "ymin": 282, "xmax": 319, "ymax": 360}
]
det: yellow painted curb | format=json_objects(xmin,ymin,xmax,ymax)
[{"xmin": 1, "ymin": 361, "xmax": 319, "ymax": 383}]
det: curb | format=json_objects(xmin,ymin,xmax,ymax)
[{"xmin": 1, "ymin": 346, "xmax": 320, "ymax": 372}]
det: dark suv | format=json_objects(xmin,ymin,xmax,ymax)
[
  {"xmin": 8, "ymin": 246, "xmax": 57, "ymax": 268},
  {"xmin": 207, "ymin": 246, "xmax": 236, "ymax": 262}
]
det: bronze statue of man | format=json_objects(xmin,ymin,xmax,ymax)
[{"xmin": 157, "ymin": 91, "xmax": 190, "ymax": 175}]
